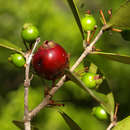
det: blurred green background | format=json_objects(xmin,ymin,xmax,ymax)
[{"xmin": 0, "ymin": 0, "xmax": 130, "ymax": 130}]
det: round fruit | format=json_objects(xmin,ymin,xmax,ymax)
[
  {"xmin": 92, "ymin": 106, "xmax": 108, "ymax": 120},
  {"xmin": 121, "ymin": 30, "xmax": 130, "ymax": 41},
  {"xmin": 32, "ymin": 41, "xmax": 68, "ymax": 80},
  {"xmin": 81, "ymin": 72, "xmax": 96, "ymax": 88},
  {"xmin": 21, "ymin": 23, "xmax": 39, "ymax": 42},
  {"xmin": 9, "ymin": 53, "xmax": 25, "ymax": 67},
  {"xmin": 81, "ymin": 14, "xmax": 96, "ymax": 31}
]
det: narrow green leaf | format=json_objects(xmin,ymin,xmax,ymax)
[
  {"xmin": 107, "ymin": 0, "xmax": 130, "ymax": 30},
  {"xmin": 91, "ymin": 51, "xmax": 130, "ymax": 64},
  {"xmin": 107, "ymin": 93, "xmax": 115, "ymax": 115},
  {"xmin": 66, "ymin": 0, "xmax": 84, "ymax": 39},
  {"xmin": 0, "ymin": 39, "xmax": 24, "ymax": 55},
  {"xmin": 106, "ymin": 93, "xmax": 115, "ymax": 121},
  {"xmin": 65, "ymin": 69, "xmax": 113, "ymax": 115},
  {"xmin": 112, "ymin": 116, "xmax": 130, "ymax": 130},
  {"xmin": 13, "ymin": 120, "xmax": 39, "ymax": 130},
  {"xmin": 59, "ymin": 111, "xmax": 82, "ymax": 130}
]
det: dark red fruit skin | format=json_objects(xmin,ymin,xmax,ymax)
[{"xmin": 32, "ymin": 41, "xmax": 68, "ymax": 80}]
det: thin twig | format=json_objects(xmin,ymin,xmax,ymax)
[
  {"xmin": 106, "ymin": 121, "xmax": 116, "ymax": 130},
  {"xmin": 27, "ymin": 37, "xmax": 40, "ymax": 65},
  {"xmin": 24, "ymin": 38, "xmax": 40, "ymax": 130},
  {"xmin": 29, "ymin": 27, "xmax": 104, "ymax": 119},
  {"xmin": 107, "ymin": 103, "xmax": 119, "ymax": 130}
]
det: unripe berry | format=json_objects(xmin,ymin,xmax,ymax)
[
  {"xmin": 21, "ymin": 23, "xmax": 39, "ymax": 42},
  {"xmin": 81, "ymin": 14, "xmax": 96, "ymax": 31},
  {"xmin": 32, "ymin": 41, "xmax": 68, "ymax": 80},
  {"xmin": 8, "ymin": 53, "xmax": 25, "ymax": 67},
  {"xmin": 92, "ymin": 106, "xmax": 108, "ymax": 120},
  {"xmin": 81, "ymin": 72, "xmax": 97, "ymax": 88}
]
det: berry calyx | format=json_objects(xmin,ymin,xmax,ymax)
[
  {"xmin": 32, "ymin": 41, "xmax": 68, "ymax": 80},
  {"xmin": 81, "ymin": 72, "xmax": 97, "ymax": 88},
  {"xmin": 21, "ymin": 23, "xmax": 39, "ymax": 42},
  {"xmin": 121, "ymin": 30, "xmax": 130, "ymax": 41},
  {"xmin": 81, "ymin": 14, "xmax": 96, "ymax": 31},
  {"xmin": 8, "ymin": 53, "xmax": 25, "ymax": 67},
  {"xmin": 92, "ymin": 106, "xmax": 108, "ymax": 120}
]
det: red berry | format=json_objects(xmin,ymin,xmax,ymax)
[{"xmin": 32, "ymin": 41, "xmax": 68, "ymax": 80}]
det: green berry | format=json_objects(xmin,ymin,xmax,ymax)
[
  {"xmin": 9, "ymin": 53, "xmax": 25, "ymax": 67},
  {"xmin": 121, "ymin": 30, "xmax": 130, "ymax": 41},
  {"xmin": 92, "ymin": 106, "xmax": 108, "ymax": 120},
  {"xmin": 81, "ymin": 72, "xmax": 96, "ymax": 88},
  {"xmin": 81, "ymin": 14, "xmax": 96, "ymax": 31},
  {"xmin": 21, "ymin": 23, "xmax": 39, "ymax": 42}
]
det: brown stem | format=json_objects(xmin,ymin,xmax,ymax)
[{"xmin": 29, "ymin": 27, "xmax": 104, "ymax": 119}]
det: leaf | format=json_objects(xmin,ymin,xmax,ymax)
[
  {"xmin": 112, "ymin": 116, "xmax": 130, "ymax": 130},
  {"xmin": 66, "ymin": 0, "xmax": 84, "ymax": 39},
  {"xmin": 88, "ymin": 63, "xmax": 98, "ymax": 74},
  {"xmin": 0, "ymin": 39, "xmax": 24, "ymax": 55},
  {"xmin": 59, "ymin": 111, "xmax": 82, "ymax": 130},
  {"xmin": 107, "ymin": 0, "xmax": 130, "ymax": 30},
  {"xmin": 13, "ymin": 120, "xmax": 39, "ymax": 130},
  {"xmin": 65, "ymin": 69, "xmax": 113, "ymax": 115},
  {"xmin": 106, "ymin": 93, "xmax": 115, "ymax": 121},
  {"xmin": 91, "ymin": 51, "xmax": 130, "ymax": 64}
]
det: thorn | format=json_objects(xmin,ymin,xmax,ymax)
[
  {"xmin": 99, "ymin": 9, "xmax": 107, "ymax": 25},
  {"xmin": 86, "ymin": 10, "xmax": 91, "ymax": 14},
  {"xmin": 87, "ymin": 31, "xmax": 91, "ymax": 44},
  {"xmin": 92, "ymin": 46, "xmax": 101, "ymax": 52},
  {"xmin": 95, "ymin": 48, "xmax": 101, "ymax": 52},
  {"xmin": 108, "ymin": 9, "xmax": 112, "ymax": 18},
  {"xmin": 111, "ymin": 28, "xmax": 122, "ymax": 32},
  {"xmin": 89, "ymin": 26, "xmax": 97, "ymax": 42}
]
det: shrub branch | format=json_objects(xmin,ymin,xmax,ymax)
[
  {"xmin": 29, "ymin": 27, "xmax": 104, "ymax": 119},
  {"xmin": 24, "ymin": 38, "xmax": 40, "ymax": 130}
]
